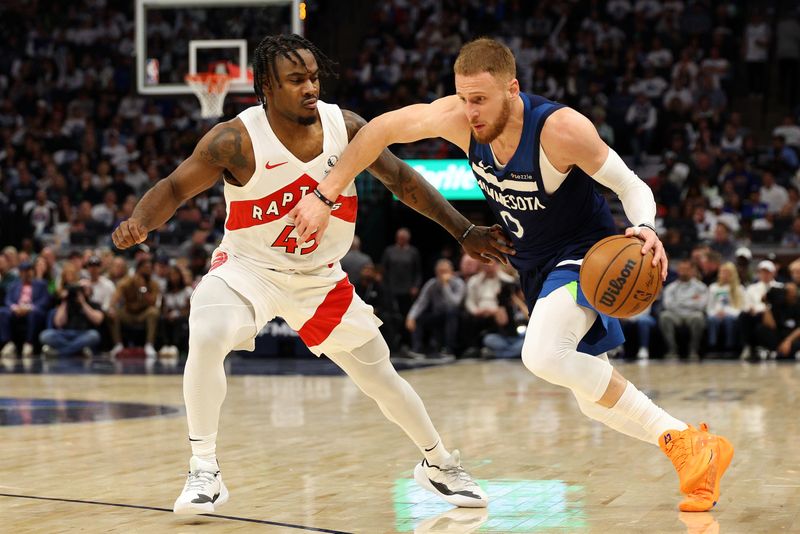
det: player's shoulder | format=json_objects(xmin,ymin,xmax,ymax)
[{"xmin": 540, "ymin": 106, "xmax": 596, "ymax": 150}]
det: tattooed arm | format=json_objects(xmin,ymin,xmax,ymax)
[
  {"xmin": 112, "ymin": 120, "xmax": 253, "ymax": 249},
  {"xmin": 340, "ymin": 110, "xmax": 515, "ymax": 263},
  {"xmin": 341, "ymin": 110, "xmax": 470, "ymax": 239}
]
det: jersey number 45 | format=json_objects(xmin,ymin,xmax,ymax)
[{"xmin": 271, "ymin": 225, "xmax": 319, "ymax": 255}]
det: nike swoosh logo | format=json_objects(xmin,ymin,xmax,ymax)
[
  {"xmin": 265, "ymin": 161, "xmax": 287, "ymax": 170},
  {"xmin": 429, "ymin": 479, "xmax": 482, "ymax": 500},
  {"xmin": 191, "ymin": 492, "xmax": 220, "ymax": 504}
]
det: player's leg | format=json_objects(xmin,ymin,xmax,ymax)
[
  {"xmin": 522, "ymin": 286, "xmax": 687, "ymax": 440},
  {"xmin": 174, "ymin": 275, "xmax": 258, "ymax": 515},
  {"xmin": 522, "ymin": 286, "xmax": 733, "ymax": 511},
  {"xmin": 327, "ymin": 335, "xmax": 488, "ymax": 507}
]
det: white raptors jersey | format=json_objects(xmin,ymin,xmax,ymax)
[{"xmin": 219, "ymin": 102, "xmax": 356, "ymax": 271}]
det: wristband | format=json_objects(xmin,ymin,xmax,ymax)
[
  {"xmin": 637, "ymin": 223, "xmax": 656, "ymax": 233},
  {"xmin": 458, "ymin": 223, "xmax": 476, "ymax": 244},
  {"xmin": 312, "ymin": 188, "xmax": 336, "ymax": 209}
]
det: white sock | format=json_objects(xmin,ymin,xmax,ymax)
[
  {"xmin": 422, "ymin": 439, "xmax": 451, "ymax": 466},
  {"xmin": 189, "ymin": 432, "xmax": 217, "ymax": 466},
  {"xmin": 612, "ymin": 382, "xmax": 688, "ymax": 445},
  {"xmin": 573, "ymin": 392, "xmax": 653, "ymax": 443}
]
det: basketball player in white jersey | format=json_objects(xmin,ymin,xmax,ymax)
[{"xmin": 112, "ymin": 35, "xmax": 513, "ymax": 514}]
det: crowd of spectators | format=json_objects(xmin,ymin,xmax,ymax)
[
  {"xmin": 2, "ymin": 1, "xmax": 800, "ymax": 361},
  {"xmin": 0, "ymin": 244, "xmax": 190, "ymax": 363}
]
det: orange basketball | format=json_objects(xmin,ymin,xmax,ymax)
[{"xmin": 579, "ymin": 235, "xmax": 662, "ymax": 318}]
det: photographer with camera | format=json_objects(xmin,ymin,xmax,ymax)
[{"xmin": 39, "ymin": 277, "xmax": 104, "ymax": 358}]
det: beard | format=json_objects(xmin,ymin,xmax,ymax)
[
  {"xmin": 296, "ymin": 113, "xmax": 317, "ymax": 126},
  {"xmin": 471, "ymin": 97, "xmax": 511, "ymax": 144}
]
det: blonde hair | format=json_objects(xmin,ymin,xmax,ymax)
[
  {"xmin": 719, "ymin": 262, "xmax": 744, "ymax": 309},
  {"xmin": 454, "ymin": 38, "xmax": 516, "ymax": 81}
]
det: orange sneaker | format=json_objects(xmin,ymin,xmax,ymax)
[{"xmin": 659, "ymin": 423, "xmax": 734, "ymax": 512}]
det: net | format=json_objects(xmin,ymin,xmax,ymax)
[{"xmin": 185, "ymin": 73, "xmax": 232, "ymax": 119}]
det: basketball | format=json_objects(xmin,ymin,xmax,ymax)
[{"xmin": 579, "ymin": 235, "xmax": 662, "ymax": 318}]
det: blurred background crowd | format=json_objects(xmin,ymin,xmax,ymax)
[{"xmin": 1, "ymin": 0, "xmax": 800, "ymax": 363}]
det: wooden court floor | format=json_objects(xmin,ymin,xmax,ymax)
[{"xmin": 0, "ymin": 359, "xmax": 798, "ymax": 533}]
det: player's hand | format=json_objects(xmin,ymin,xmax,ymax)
[
  {"xmin": 462, "ymin": 224, "xmax": 515, "ymax": 265},
  {"xmin": 625, "ymin": 226, "xmax": 668, "ymax": 281},
  {"xmin": 289, "ymin": 191, "xmax": 331, "ymax": 245},
  {"xmin": 112, "ymin": 218, "xmax": 148, "ymax": 250}
]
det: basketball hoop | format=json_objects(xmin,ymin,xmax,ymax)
[{"xmin": 185, "ymin": 73, "xmax": 232, "ymax": 119}]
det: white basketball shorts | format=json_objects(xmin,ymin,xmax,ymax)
[{"xmin": 200, "ymin": 246, "xmax": 382, "ymax": 356}]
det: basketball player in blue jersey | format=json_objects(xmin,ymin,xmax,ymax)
[{"xmin": 292, "ymin": 38, "xmax": 734, "ymax": 512}]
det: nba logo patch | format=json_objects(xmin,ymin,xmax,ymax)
[{"xmin": 210, "ymin": 251, "xmax": 228, "ymax": 271}]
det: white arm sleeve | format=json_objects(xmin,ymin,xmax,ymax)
[{"xmin": 590, "ymin": 148, "xmax": 656, "ymax": 228}]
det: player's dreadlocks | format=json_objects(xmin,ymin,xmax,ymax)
[{"xmin": 252, "ymin": 34, "xmax": 337, "ymax": 107}]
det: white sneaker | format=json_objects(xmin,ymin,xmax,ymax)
[
  {"xmin": 82, "ymin": 346, "xmax": 93, "ymax": 359},
  {"xmin": 21, "ymin": 342, "xmax": 33, "ymax": 358},
  {"xmin": 42, "ymin": 345, "xmax": 59, "ymax": 358},
  {"xmin": 173, "ymin": 456, "xmax": 229, "ymax": 515},
  {"xmin": 0, "ymin": 341, "xmax": 15, "ymax": 358},
  {"xmin": 109, "ymin": 343, "xmax": 124, "ymax": 360},
  {"xmin": 144, "ymin": 343, "xmax": 157, "ymax": 363},
  {"xmin": 413, "ymin": 450, "xmax": 488, "ymax": 508},
  {"xmin": 637, "ymin": 347, "xmax": 649, "ymax": 360}
]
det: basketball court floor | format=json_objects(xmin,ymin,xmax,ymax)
[{"xmin": 1, "ymin": 356, "xmax": 797, "ymax": 533}]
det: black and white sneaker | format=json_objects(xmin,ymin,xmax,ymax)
[
  {"xmin": 413, "ymin": 450, "xmax": 488, "ymax": 508},
  {"xmin": 173, "ymin": 456, "xmax": 229, "ymax": 514}
]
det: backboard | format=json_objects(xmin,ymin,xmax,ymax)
[{"xmin": 135, "ymin": 0, "xmax": 303, "ymax": 96}]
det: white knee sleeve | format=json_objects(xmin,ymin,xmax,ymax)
[
  {"xmin": 521, "ymin": 286, "xmax": 614, "ymax": 402},
  {"xmin": 184, "ymin": 276, "xmax": 258, "ymax": 437},
  {"xmin": 327, "ymin": 335, "xmax": 441, "ymax": 451}
]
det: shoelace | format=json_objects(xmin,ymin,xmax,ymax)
[
  {"xmin": 185, "ymin": 470, "xmax": 217, "ymax": 492},
  {"xmin": 438, "ymin": 463, "xmax": 477, "ymax": 487}
]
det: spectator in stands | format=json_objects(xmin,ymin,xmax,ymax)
[
  {"xmin": 109, "ymin": 258, "xmax": 160, "ymax": 361},
  {"xmin": 405, "ymin": 259, "xmax": 463, "ymax": 359},
  {"xmin": 658, "ymin": 260, "xmax": 708, "ymax": 360},
  {"xmin": 734, "ymin": 247, "xmax": 753, "ymax": 286},
  {"xmin": 622, "ymin": 305, "xmax": 658, "ymax": 360},
  {"xmin": 760, "ymin": 170, "xmax": 789, "ymax": 215},
  {"xmin": 740, "ymin": 260, "xmax": 782, "ymax": 360},
  {"xmin": 773, "ymin": 115, "xmax": 800, "ymax": 150},
  {"xmin": 108, "ymin": 257, "xmax": 128, "ymax": 285},
  {"xmin": 705, "ymin": 262, "xmax": 746, "ymax": 353},
  {"xmin": 770, "ymin": 135, "xmax": 799, "ymax": 176},
  {"xmin": 781, "ymin": 216, "xmax": 800, "ymax": 247},
  {"xmin": 743, "ymin": 11, "xmax": 771, "ymax": 96},
  {"xmin": 626, "ymin": 92, "xmax": 657, "ymax": 166},
  {"xmin": 0, "ymin": 260, "xmax": 49, "ymax": 358},
  {"xmin": 86, "ymin": 255, "xmax": 115, "ymax": 312},
  {"xmin": 341, "ymin": 235, "xmax": 372, "ymax": 286},
  {"xmin": 39, "ymin": 278, "xmax": 103, "ymax": 358},
  {"xmin": 159, "ymin": 266, "xmax": 192, "ymax": 359},
  {"xmin": 381, "ymin": 227, "xmax": 422, "ymax": 325},
  {"xmin": 463, "ymin": 262, "xmax": 515, "ymax": 353},
  {"xmin": 0, "ymin": 256, "xmax": 16, "ymax": 303},
  {"xmin": 759, "ymin": 274, "xmax": 800, "ymax": 360},
  {"xmin": 775, "ymin": 12, "xmax": 800, "ymax": 108},
  {"xmin": 24, "ymin": 189, "xmax": 57, "ymax": 240},
  {"xmin": 481, "ymin": 284, "xmax": 528, "ymax": 359},
  {"xmin": 709, "ymin": 222, "xmax": 737, "ymax": 261}
]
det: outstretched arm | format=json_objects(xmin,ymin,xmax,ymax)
[
  {"xmin": 337, "ymin": 110, "xmax": 513, "ymax": 263},
  {"xmin": 290, "ymin": 96, "xmax": 470, "ymax": 245},
  {"xmin": 111, "ymin": 121, "xmax": 250, "ymax": 249}
]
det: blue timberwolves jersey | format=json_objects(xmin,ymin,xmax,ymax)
[
  {"xmin": 468, "ymin": 93, "xmax": 624, "ymax": 355},
  {"xmin": 468, "ymin": 92, "xmax": 617, "ymax": 304}
]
